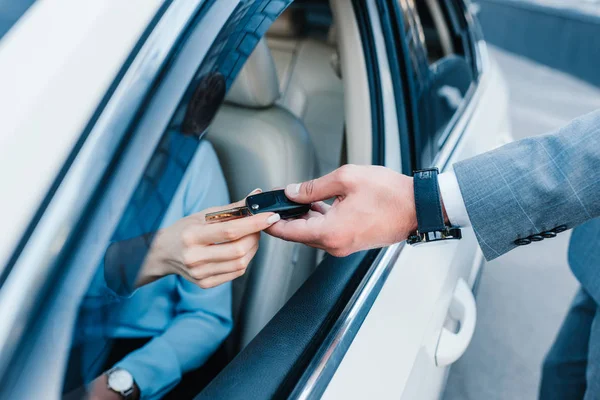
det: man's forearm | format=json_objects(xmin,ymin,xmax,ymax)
[{"xmin": 453, "ymin": 109, "xmax": 600, "ymax": 260}]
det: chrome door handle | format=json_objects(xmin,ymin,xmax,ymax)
[{"xmin": 435, "ymin": 278, "xmax": 477, "ymax": 367}]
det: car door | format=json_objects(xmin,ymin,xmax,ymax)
[
  {"xmin": 320, "ymin": 1, "xmax": 512, "ymax": 399},
  {"xmin": 1, "ymin": 1, "xmax": 386, "ymax": 399},
  {"xmin": 201, "ymin": 2, "xmax": 511, "ymax": 398},
  {"xmin": 192, "ymin": 1, "xmax": 480, "ymax": 399}
]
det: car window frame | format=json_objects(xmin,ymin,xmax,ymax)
[{"xmin": 390, "ymin": 0, "xmax": 483, "ymax": 168}]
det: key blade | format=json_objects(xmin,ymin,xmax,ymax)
[{"xmin": 205, "ymin": 206, "xmax": 251, "ymax": 223}]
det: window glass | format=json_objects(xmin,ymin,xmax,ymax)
[
  {"xmin": 398, "ymin": 0, "xmax": 476, "ymax": 167},
  {"xmin": 58, "ymin": 5, "xmax": 262, "ymax": 399},
  {"xmin": 398, "ymin": 0, "xmax": 429, "ymax": 93},
  {"xmin": 0, "ymin": 0, "xmax": 36, "ymax": 41}
]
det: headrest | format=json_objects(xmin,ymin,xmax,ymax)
[
  {"xmin": 267, "ymin": 9, "xmax": 301, "ymax": 38},
  {"xmin": 225, "ymin": 39, "xmax": 280, "ymax": 108}
]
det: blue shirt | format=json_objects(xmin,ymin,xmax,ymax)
[{"xmin": 80, "ymin": 139, "xmax": 232, "ymax": 399}]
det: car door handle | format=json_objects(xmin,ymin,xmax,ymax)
[{"xmin": 435, "ymin": 278, "xmax": 477, "ymax": 367}]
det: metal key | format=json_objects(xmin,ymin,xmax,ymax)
[{"xmin": 205, "ymin": 189, "xmax": 311, "ymax": 223}]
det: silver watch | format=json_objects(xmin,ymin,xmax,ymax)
[{"xmin": 105, "ymin": 367, "xmax": 135, "ymax": 399}]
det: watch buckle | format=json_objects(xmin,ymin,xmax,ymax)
[{"xmin": 407, "ymin": 227, "xmax": 462, "ymax": 245}]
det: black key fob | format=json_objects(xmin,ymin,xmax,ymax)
[
  {"xmin": 205, "ymin": 189, "xmax": 310, "ymax": 223},
  {"xmin": 245, "ymin": 190, "xmax": 310, "ymax": 219}
]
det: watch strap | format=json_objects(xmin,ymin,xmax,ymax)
[{"xmin": 413, "ymin": 168, "xmax": 446, "ymax": 232}]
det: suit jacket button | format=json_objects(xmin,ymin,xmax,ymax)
[
  {"xmin": 514, "ymin": 238, "xmax": 532, "ymax": 246},
  {"xmin": 553, "ymin": 225, "xmax": 568, "ymax": 233},
  {"xmin": 529, "ymin": 234, "xmax": 544, "ymax": 242},
  {"xmin": 541, "ymin": 231, "xmax": 557, "ymax": 239}
]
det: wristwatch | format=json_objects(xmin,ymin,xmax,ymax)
[
  {"xmin": 407, "ymin": 168, "xmax": 462, "ymax": 245},
  {"xmin": 105, "ymin": 367, "xmax": 135, "ymax": 399}
]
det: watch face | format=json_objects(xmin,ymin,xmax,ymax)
[{"xmin": 108, "ymin": 369, "xmax": 133, "ymax": 392}]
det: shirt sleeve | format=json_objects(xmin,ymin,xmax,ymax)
[
  {"xmin": 114, "ymin": 281, "xmax": 232, "ymax": 400},
  {"xmin": 438, "ymin": 170, "xmax": 471, "ymax": 228},
  {"xmin": 80, "ymin": 244, "xmax": 141, "ymax": 311}
]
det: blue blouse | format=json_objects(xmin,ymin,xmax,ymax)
[{"xmin": 81, "ymin": 140, "xmax": 232, "ymax": 399}]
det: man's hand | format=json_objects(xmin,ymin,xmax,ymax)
[
  {"xmin": 266, "ymin": 165, "xmax": 418, "ymax": 257},
  {"xmin": 140, "ymin": 189, "xmax": 279, "ymax": 289}
]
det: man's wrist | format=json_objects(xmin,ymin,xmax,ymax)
[
  {"xmin": 407, "ymin": 177, "xmax": 419, "ymax": 233},
  {"xmin": 440, "ymin": 197, "xmax": 450, "ymax": 226},
  {"xmin": 407, "ymin": 169, "xmax": 462, "ymax": 245}
]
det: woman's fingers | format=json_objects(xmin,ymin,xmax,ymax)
[
  {"xmin": 190, "ymin": 242, "xmax": 258, "ymax": 281},
  {"xmin": 196, "ymin": 270, "xmax": 247, "ymax": 289},
  {"xmin": 196, "ymin": 252, "xmax": 258, "ymax": 289},
  {"xmin": 183, "ymin": 233, "xmax": 259, "ymax": 266},
  {"xmin": 188, "ymin": 212, "xmax": 279, "ymax": 244}
]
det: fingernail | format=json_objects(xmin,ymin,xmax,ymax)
[
  {"xmin": 250, "ymin": 188, "xmax": 262, "ymax": 195},
  {"xmin": 267, "ymin": 214, "xmax": 281, "ymax": 225},
  {"xmin": 286, "ymin": 183, "xmax": 301, "ymax": 197}
]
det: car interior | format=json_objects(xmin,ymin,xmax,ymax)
[
  {"xmin": 206, "ymin": 0, "xmax": 471, "ymax": 357},
  {"xmin": 48, "ymin": 3, "xmax": 367, "ymax": 399},
  {"xmin": 207, "ymin": 3, "xmax": 349, "ymax": 352}
]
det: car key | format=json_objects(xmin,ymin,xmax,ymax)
[{"xmin": 205, "ymin": 189, "xmax": 311, "ymax": 223}]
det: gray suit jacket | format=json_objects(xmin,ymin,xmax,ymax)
[{"xmin": 454, "ymin": 110, "xmax": 600, "ymax": 302}]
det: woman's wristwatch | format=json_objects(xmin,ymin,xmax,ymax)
[
  {"xmin": 407, "ymin": 168, "xmax": 462, "ymax": 245},
  {"xmin": 106, "ymin": 367, "xmax": 135, "ymax": 399}
]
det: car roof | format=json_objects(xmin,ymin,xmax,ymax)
[{"xmin": 0, "ymin": 0, "xmax": 164, "ymax": 271}]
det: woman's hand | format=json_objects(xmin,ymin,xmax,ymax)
[{"xmin": 140, "ymin": 190, "xmax": 280, "ymax": 289}]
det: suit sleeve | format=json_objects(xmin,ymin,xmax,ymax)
[
  {"xmin": 115, "ymin": 281, "xmax": 232, "ymax": 400},
  {"xmin": 453, "ymin": 109, "xmax": 600, "ymax": 261}
]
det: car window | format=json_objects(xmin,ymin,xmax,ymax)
[
  {"xmin": 55, "ymin": 6, "xmax": 269, "ymax": 399},
  {"xmin": 397, "ymin": 0, "xmax": 477, "ymax": 167},
  {"xmin": 0, "ymin": 0, "xmax": 36, "ymax": 41}
]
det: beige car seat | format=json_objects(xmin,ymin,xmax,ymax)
[
  {"xmin": 208, "ymin": 39, "xmax": 319, "ymax": 350},
  {"xmin": 267, "ymin": 9, "xmax": 345, "ymax": 176}
]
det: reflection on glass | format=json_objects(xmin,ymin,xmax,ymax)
[
  {"xmin": 397, "ymin": 0, "xmax": 475, "ymax": 167},
  {"xmin": 61, "ymin": 7, "xmax": 255, "ymax": 397},
  {"xmin": 62, "ymin": 132, "xmax": 233, "ymax": 400}
]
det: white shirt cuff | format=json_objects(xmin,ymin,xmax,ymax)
[{"xmin": 438, "ymin": 170, "xmax": 471, "ymax": 228}]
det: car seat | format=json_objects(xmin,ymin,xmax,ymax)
[{"xmin": 208, "ymin": 39, "xmax": 319, "ymax": 351}]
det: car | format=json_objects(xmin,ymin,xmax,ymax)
[{"xmin": 0, "ymin": 0, "xmax": 512, "ymax": 399}]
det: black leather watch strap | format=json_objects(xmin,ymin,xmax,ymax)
[{"xmin": 413, "ymin": 168, "xmax": 446, "ymax": 232}]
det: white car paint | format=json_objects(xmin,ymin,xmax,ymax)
[
  {"xmin": 322, "ymin": 44, "xmax": 512, "ymax": 400},
  {"xmin": 0, "ymin": 0, "xmax": 163, "ymax": 272}
]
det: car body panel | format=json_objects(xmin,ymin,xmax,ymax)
[
  {"xmin": 322, "ymin": 37, "xmax": 512, "ymax": 400},
  {"xmin": 0, "ymin": 0, "xmax": 163, "ymax": 270}
]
